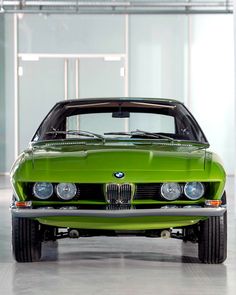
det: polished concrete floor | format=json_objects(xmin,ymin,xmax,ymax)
[{"xmin": 1, "ymin": 176, "xmax": 236, "ymax": 295}]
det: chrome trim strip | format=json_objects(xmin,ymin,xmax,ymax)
[{"xmin": 11, "ymin": 207, "xmax": 226, "ymax": 218}]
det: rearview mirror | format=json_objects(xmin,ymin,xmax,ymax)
[{"xmin": 112, "ymin": 111, "xmax": 130, "ymax": 118}]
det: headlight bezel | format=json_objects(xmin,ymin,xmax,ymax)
[
  {"xmin": 161, "ymin": 182, "xmax": 182, "ymax": 201},
  {"xmin": 33, "ymin": 182, "xmax": 54, "ymax": 200},
  {"xmin": 184, "ymin": 182, "xmax": 205, "ymax": 200},
  {"xmin": 56, "ymin": 182, "xmax": 77, "ymax": 201}
]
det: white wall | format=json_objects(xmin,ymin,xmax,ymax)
[
  {"xmin": 189, "ymin": 15, "xmax": 234, "ymax": 174},
  {"xmin": 129, "ymin": 14, "xmax": 234, "ymax": 174},
  {"xmin": 0, "ymin": 16, "xmax": 5, "ymax": 173},
  {"xmin": 129, "ymin": 15, "xmax": 187, "ymax": 102}
]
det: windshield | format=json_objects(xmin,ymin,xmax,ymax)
[{"xmin": 32, "ymin": 100, "xmax": 208, "ymax": 144}]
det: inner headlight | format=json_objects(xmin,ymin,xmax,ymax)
[
  {"xmin": 184, "ymin": 182, "xmax": 204, "ymax": 200},
  {"xmin": 56, "ymin": 183, "xmax": 77, "ymax": 200},
  {"xmin": 33, "ymin": 182, "xmax": 53, "ymax": 200},
  {"xmin": 161, "ymin": 183, "xmax": 182, "ymax": 201}
]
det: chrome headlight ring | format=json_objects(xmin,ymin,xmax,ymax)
[
  {"xmin": 56, "ymin": 183, "xmax": 77, "ymax": 200},
  {"xmin": 161, "ymin": 182, "xmax": 182, "ymax": 201},
  {"xmin": 184, "ymin": 182, "xmax": 205, "ymax": 200},
  {"xmin": 33, "ymin": 182, "xmax": 53, "ymax": 200}
]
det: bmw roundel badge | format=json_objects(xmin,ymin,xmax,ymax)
[{"xmin": 114, "ymin": 172, "xmax": 125, "ymax": 179}]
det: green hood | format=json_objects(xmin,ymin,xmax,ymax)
[
  {"xmin": 11, "ymin": 140, "xmax": 225, "ymax": 184},
  {"xmin": 32, "ymin": 142, "xmax": 206, "ymax": 172}
]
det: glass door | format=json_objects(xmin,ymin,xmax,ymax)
[{"xmin": 18, "ymin": 55, "xmax": 126, "ymax": 151}]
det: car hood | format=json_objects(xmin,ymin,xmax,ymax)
[
  {"xmin": 31, "ymin": 141, "xmax": 206, "ymax": 172},
  {"xmin": 11, "ymin": 140, "xmax": 221, "ymax": 183}
]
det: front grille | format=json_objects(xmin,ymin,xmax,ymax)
[
  {"xmin": 105, "ymin": 183, "xmax": 134, "ymax": 204},
  {"xmin": 120, "ymin": 184, "xmax": 133, "ymax": 204},
  {"xmin": 106, "ymin": 184, "xmax": 119, "ymax": 204},
  {"xmin": 134, "ymin": 184, "xmax": 161, "ymax": 200}
]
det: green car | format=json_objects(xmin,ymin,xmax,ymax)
[{"xmin": 10, "ymin": 98, "xmax": 227, "ymax": 263}]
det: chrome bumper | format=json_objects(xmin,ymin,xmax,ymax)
[{"xmin": 11, "ymin": 207, "xmax": 226, "ymax": 218}]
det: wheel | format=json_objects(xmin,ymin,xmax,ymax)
[
  {"xmin": 12, "ymin": 216, "xmax": 42, "ymax": 262},
  {"xmin": 198, "ymin": 192, "xmax": 227, "ymax": 264}
]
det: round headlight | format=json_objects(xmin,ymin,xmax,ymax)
[
  {"xmin": 56, "ymin": 183, "xmax": 77, "ymax": 200},
  {"xmin": 33, "ymin": 182, "xmax": 53, "ymax": 200},
  {"xmin": 184, "ymin": 182, "xmax": 204, "ymax": 200},
  {"xmin": 161, "ymin": 183, "xmax": 182, "ymax": 201}
]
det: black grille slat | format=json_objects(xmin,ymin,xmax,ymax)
[{"xmin": 134, "ymin": 184, "xmax": 161, "ymax": 200}]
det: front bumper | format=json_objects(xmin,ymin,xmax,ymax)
[{"xmin": 11, "ymin": 206, "xmax": 226, "ymax": 218}]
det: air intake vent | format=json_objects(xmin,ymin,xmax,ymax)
[{"xmin": 134, "ymin": 184, "xmax": 161, "ymax": 199}]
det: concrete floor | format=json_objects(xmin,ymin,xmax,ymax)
[{"xmin": 1, "ymin": 176, "xmax": 236, "ymax": 295}]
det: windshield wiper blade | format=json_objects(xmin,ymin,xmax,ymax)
[
  {"xmin": 46, "ymin": 130, "xmax": 105, "ymax": 142},
  {"xmin": 133, "ymin": 130, "xmax": 175, "ymax": 141},
  {"xmin": 104, "ymin": 132, "xmax": 130, "ymax": 136},
  {"xmin": 104, "ymin": 130, "xmax": 175, "ymax": 141},
  {"xmin": 73, "ymin": 130, "xmax": 105, "ymax": 141}
]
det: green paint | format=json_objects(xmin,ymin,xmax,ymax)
[{"xmin": 36, "ymin": 216, "xmax": 206, "ymax": 230}]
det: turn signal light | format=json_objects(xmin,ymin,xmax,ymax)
[
  {"xmin": 15, "ymin": 201, "xmax": 32, "ymax": 208},
  {"xmin": 205, "ymin": 200, "xmax": 222, "ymax": 207}
]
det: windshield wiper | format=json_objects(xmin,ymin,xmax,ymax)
[
  {"xmin": 104, "ymin": 130, "xmax": 175, "ymax": 141},
  {"xmin": 46, "ymin": 130, "xmax": 105, "ymax": 142},
  {"xmin": 104, "ymin": 132, "xmax": 130, "ymax": 136},
  {"xmin": 134, "ymin": 130, "xmax": 175, "ymax": 141}
]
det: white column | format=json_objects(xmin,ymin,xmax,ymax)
[{"xmin": 234, "ymin": 0, "xmax": 236, "ymax": 175}]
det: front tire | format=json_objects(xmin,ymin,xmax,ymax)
[
  {"xmin": 12, "ymin": 217, "xmax": 42, "ymax": 262},
  {"xmin": 198, "ymin": 211, "xmax": 227, "ymax": 264}
]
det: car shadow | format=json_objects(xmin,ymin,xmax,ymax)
[{"xmin": 41, "ymin": 240, "xmax": 200, "ymax": 264}]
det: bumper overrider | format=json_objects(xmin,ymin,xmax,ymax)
[{"xmin": 11, "ymin": 206, "xmax": 226, "ymax": 218}]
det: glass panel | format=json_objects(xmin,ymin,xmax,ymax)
[
  {"xmin": 19, "ymin": 58, "xmax": 64, "ymax": 151},
  {"xmin": 129, "ymin": 15, "xmax": 187, "ymax": 101},
  {"xmin": 19, "ymin": 15, "xmax": 125, "ymax": 54},
  {"xmin": 79, "ymin": 58, "xmax": 125, "ymax": 98},
  {"xmin": 78, "ymin": 58, "xmax": 126, "ymax": 132},
  {"xmin": 129, "ymin": 113, "xmax": 175, "ymax": 133},
  {"xmin": 190, "ymin": 15, "xmax": 234, "ymax": 174},
  {"xmin": 67, "ymin": 114, "xmax": 126, "ymax": 136},
  {"xmin": 66, "ymin": 112, "xmax": 175, "ymax": 138},
  {"xmin": 34, "ymin": 101, "xmax": 207, "ymax": 143}
]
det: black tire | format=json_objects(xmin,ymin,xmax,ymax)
[
  {"xmin": 12, "ymin": 217, "xmax": 42, "ymax": 262},
  {"xmin": 198, "ymin": 192, "xmax": 227, "ymax": 264}
]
